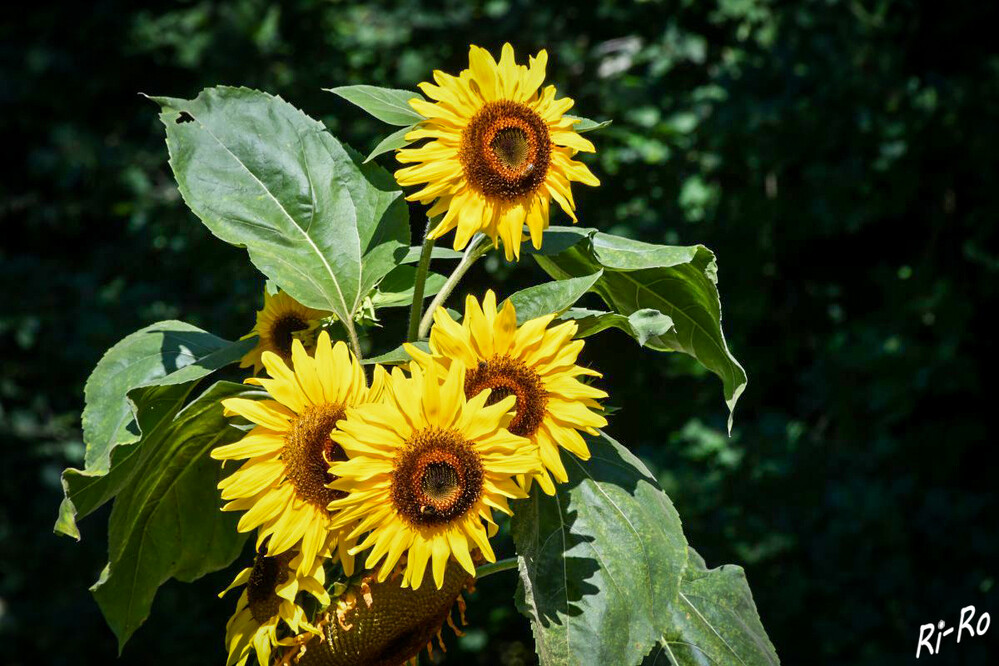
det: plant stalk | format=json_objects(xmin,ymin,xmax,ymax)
[
  {"xmin": 418, "ymin": 234, "xmax": 490, "ymax": 338},
  {"xmin": 344, "ymin": 319, "xmax": 363, "ymax": 363},
  {"xmin": 475, "ymin": 556, "xmax": 519, "ymax": 579},
  {"xmin": 407, "ymin": 221, "xmax": 436, "ymax": 342}
]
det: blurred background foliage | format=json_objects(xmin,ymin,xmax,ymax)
[{"xmin": 2, "ymin": 0, "xmax": 997, "ymax": 663}]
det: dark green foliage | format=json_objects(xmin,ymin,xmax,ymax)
[{"xmin": 3, "ymin": 1, "xmax": 997, "ymax": 664}]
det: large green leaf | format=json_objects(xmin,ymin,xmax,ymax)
[
  {"xmin": 534, "ymin": 228, "xmax": 747, "ymax": 430},
  {"xmin": 55, "ymin": 321, "xmax": 253, "ymax": 539},
  {"xmin": 512, "ymin": 432, "xmax": 688, "ymax": 666},
  {"xmin": 505, "ymin": 271, "xmax": 603, "ymax": 324},
  {"xmin": 154, "ymin": 86, "xmax": 409, "ymax": 324},
  {"xmin": 559, "ymin": 307, "xmax": 675, "ymax": 348},
  {"xmin": 327, "ymin": 85, "xmax": 425, "ymax": 125},
  {"xmin": 91, "ymin": 381, "xmax": 252, "ymax": 650},
  {"xmin": 642, "ymin": 549, "xmax": 780, "ymax": 666}
]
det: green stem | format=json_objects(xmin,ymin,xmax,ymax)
[
  {"xmin": 344, "ymin": 319, "xmax": 363, "ymax": 363},
  {"xmin": 407, "ymin": 221, "xmax": 436, "ymax": 342},
  {"xmin": 418, "ymin": 234, "xmax": 490, "ymax": 338},
  {"xmin": 475, "ymin": 556, "xmax": 519, "ymax": 579}
]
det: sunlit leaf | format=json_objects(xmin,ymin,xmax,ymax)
[
  {"xmin": 327, "ymin": 85, "xmax": 425, "ymax": 125},
  {"xmin": 535, "ymin": 228, "xmax": 747, "ymax": 430},
  {"xmin": 154, "ymin": 87, "xmax": 409, "ymax": 325},
  {"xmin": 505, "ymin": 271, "xmax": 603, "ymax": 324},
  {"xmin": 513, "ymin": 432, "xmax": 688, "ymax": 666}
]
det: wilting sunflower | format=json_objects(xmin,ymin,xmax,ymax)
[
  {"xmin": 395, "ymin": 43, "xmax": 600, "ymax": 261},
  {"xmin": 405, "ymin": 290, "xmax": 607, "ymax": 495},
  {"xmin": 240, "ymin": 288, "xmax": 331, "ymax": 375},
  {"xmin": 221, "ymin": 548, "xmax": 329, "ymax": 666},
  {"xmin": 279, "ymin": 560, "xmax": 473, "ymax": 666},
  {"xmin": 214, "ymin": 331, "xmax": 387, "ymax": 576},
  {"xmin": 327, "ymin": 361, "xmax": 541, "ymax": 590}
]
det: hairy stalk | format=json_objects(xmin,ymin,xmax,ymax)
[
  {"xmin": 475, "ymin": 557, "xmax": 519, "ymax": 579},
  {"xmin": 407, "ymin": 219, "xmax": 436, "ymax": 342},
  {"xmin": 344, "ymin": 319, "xmax": 363, "ymax": 363},
  {"xmin": 418, "ymin": 234, "xmax": 490, "ymax": 338}
]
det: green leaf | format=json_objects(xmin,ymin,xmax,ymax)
[
  {"xmin": 91, "ymin": 381, "xmax": 252, "ymax": 650},
  {"xmin": 643, "ymin": 548, "xmax": 780, "ymax": 666},
  {"xmin": 534, "ymin": 229, "xmax": 747, "ymax": 431},
  {"xmin": 154, "ymin": 87, "xmax": 409, "ymax": 325},
  {"xmin": 399, "ymin": 245, "xmax": 464, "ymax": 263},
  {"xmin": 505, "ymin": 271, "xmax": 603, "ymax": 324},
  {"xmin": 370, "ymin": 265, "xmax": 447, "ymax": 308},
  {"xmin": 513, "ymin": 431, "xmax": 688, "ymax": 666},
  {"xmin": 56, "ymin": 384, "xmax": 193, "ymax": 540},
  {"xmin": 560, "ymin": 307, "xmax": 675, "ymax": 347},
  {"xmin": 55, "ymin": 321, "xmax": 253, "ymax": 538},
  {"xmin": 327, "ymin": 85, "xmax": 425, "ymax": 125},
  {"xmin": 365, "ymin": 124, "xmax": 417, "ymax": 162},
  {"xmin": 363, "ymin": 340, "xmax": 429, "ymax": 365},
  {"xmin": 567, "ymin": 116, "xmax": 613, "ymax": 133}
]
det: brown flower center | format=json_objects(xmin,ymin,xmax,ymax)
[
  {"xmin": 464, "ymin": 355, "xmax": 548, "ymax": 437},
  {"xmin": 391, "ymin": 428, "xmax": 483, "ymax": 527},
  {"xmin": 283, "ymin": 404, "xmax": 348, "ymax": 513},
  {"xmin": 460, "ymin": 100, "xmax": 551, "ymax": 201},
  {"xmin": 269, "ymin": 314, "xmax": 308, "ymax": 358},
  {"xmin": 247, "ymin": 550, "xmax": 291, "ymax": 624}
]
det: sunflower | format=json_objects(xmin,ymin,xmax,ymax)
[
  {"xmin": 214, "ymin": 331, "xmax": 387, "ymax": 577},
  {"xmin": 405, "ymin": 290, "xmax": 607, "ymax": 495},
  {"xmin": 240, "ymin": 288, "xmax": 331, "ymax": 375},
  {"xmin": 221, "ymin": 548, "xmax": 329, "ymax": 666},
  {"xmin": 326, "ymin": 361, "xmax": 541, "ymax": 590},
  {"xmin": 395, "ymin": 43, "xmax": 600, "ymax": 261},
  {"xmin": 279, "ymin": 560, "xmax": 473, "ymax": 666}
]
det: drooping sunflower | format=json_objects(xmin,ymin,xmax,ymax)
[
  {"xmin": 279, "ymin": 560, "xmax": 473, "ymax": 666},
  {"xmin": 221, "ymin": 548, "xmax": 329, "ymax": 666},
  {"xmin": 395, "ymin": 43, "xmax": 600, "ymax": 261},
  {"xmin": 405, "ymin": 290, "xmax": 608, "ymax": 495},
  {"xmin": 214, "ymin": 331, "xmax": 387, "ymax": 576},
  {"xmin": 240, "ymin": 288, "xmax": 331, "ymax": 375},
  {"xmin": 327, "ymin": 361, "xmax": 541, "ymax": 590}
]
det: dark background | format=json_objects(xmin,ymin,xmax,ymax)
[{"xmin": 2, "ymin": 1, "xmax": 997, "ymax": 664}]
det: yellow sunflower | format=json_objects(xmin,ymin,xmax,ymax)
[
  {"xmin": 240, "ymin": 288, "xmax": 331, "ymax": 375},
  {"xmin": 214, "ymin": 331, "xmax": 388, "ymax": 577},
  {"xmin": 405, "ymin": 290, "xmax": 607, "ymax": 495},
  {"xmin": 220, "ymin": 548, "xmax": 329, "ymax": 666},
  {"xmin": 395, "ymin": 43, "xmax": 600, "ymax": 261},
  {"xmin": 326, "ymin": 361, "xmax": 541, "ymax": 590}
]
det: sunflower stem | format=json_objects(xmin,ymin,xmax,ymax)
[
  {"xmin": 475, "ymin": 556, "xmax": 519, "ymax": 579},
  {"xmin": 418, "ymin": 234, "xmax": 490, "ymax": 338},
  {"xmin": 345, "ymin": 318, "xmax": 363, "ymax": 363},
  {"xmin": 407, "ymin": 220, "xmax": 436, "ymax": 342}
]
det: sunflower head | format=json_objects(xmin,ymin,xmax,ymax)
[
  {"xmin": 396, "ymin": 43, "xmax": 600, "ymax": 261},
  {"xmin": 405, "ymin": 290, "xmax": 608, "ymax": 495},
  {"xmin": 214, "ymin": 331, "xmax": 384, "ymax": 577},
  {"xmin": 280, "ymin": 561, "xmax": 473, "ymax": 666},
  {"xmin": 240, "ymin": 288, "xmax": 332, "ymax": 375},
  {"xmin": 220, "ymin": 548, "xmax": 328, "ymax": 666},
  {"xmin": 327, "ymin": 361, "xmax": 541, "ymax": 590}
]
